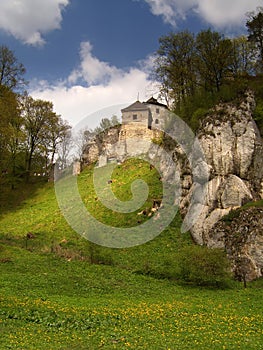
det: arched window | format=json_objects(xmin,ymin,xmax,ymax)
[{"xmin": 155, "ymin": 119, "xmax": 159, "ymax": 124}]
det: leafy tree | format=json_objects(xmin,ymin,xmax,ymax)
[
  {"xmin": 246, "ymin": 7, "xmax": 263, "ymax": 72},
  {"xmin": 195, "ymin": 29, "xmax": 234, "ymax": 92},
  {"xmin": 231, "ymin": 36, "xmax": 256, "ymax": 76},
  {"xmin": 99, "ymin": 117, "xmax": 112, "ymax": 130},
  {"xmin": 154, "ymin": 31, "xmax": 196, "ymax": 106},
  {"xmin": 110, "ymin": 114, "xmax": 120, "ymax": 126},
  {"xmin": 0, "ymin": 45, "xmax": 26, "ymax": 90},
  {"xmin": 178, "ymin": 245, "xmax": 232, "ymax": 288},
  {"xmin": 93, "ymin": 115, "xmax": 120, "ymax": 134},
  {"xmin": 0, "ymin": 87, "xmax": 22, "ymax": 168},
  {"xmin": 42, "ymin": 115, "xmax": 71, "ymax": 170},
  {"xmin": 22, "ymin": 96, "xmax": 64, "ymax": 177}
]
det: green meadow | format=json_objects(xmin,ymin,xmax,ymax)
[{"xmin": 0, "ymin": 160, "xmax": 262, "ymax": 349}]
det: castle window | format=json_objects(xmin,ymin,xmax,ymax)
[
  {"xmin": 156, "ymin": 108, "xmax": 160, "ymax": 114},
  {"xmin": 133, "ymin": 114, "xmax": 137, "ymax": 120},
  {"xmin": 155, "ymin": 119, "xmax": 159, "ymax": 124}
]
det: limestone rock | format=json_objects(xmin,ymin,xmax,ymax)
[
  {"xmin": 213, "ymin": 207, "xmax": 263, "ymax": 281},
  {"xmin": 220, "ymin": 175, "xmax": 253, "ymax": 209},
  {"xmin": 178, "ymin": 90, "xmax": 263, "ymax": 279}
]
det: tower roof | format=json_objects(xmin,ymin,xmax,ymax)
[
  {"xmin": 144, "ymin": 97, "xmax": 168, "ymax": 109},
  {"xmin": 121, "ymin": 101, "xmax": 149, "ymax": 113}
]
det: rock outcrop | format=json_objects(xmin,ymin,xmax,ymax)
[
  {"xmin": 82, "ymin": 126, "xmax": 121, "ymax": 165},
  {"xmin": 213, "ymin": 206, "xmax": 263, "ymax": 281},
  {"xmin": 179, "ymin": 90, "xmax": 263, "ymax": 280},
  {"xmin": 180, "ymin": 90, "xmax": 263, "ymax": 244}
]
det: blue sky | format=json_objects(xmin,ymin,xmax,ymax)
[{"xmin": 0, "ymin": 0, "xmax": 262, "ymax": 128}]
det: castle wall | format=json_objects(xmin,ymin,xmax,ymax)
[
  {"xmin": 147, "ymin": 104, "xmax": 167, "ymax": 130},
  {"xmin": 122, "ymin": 109, "xmax": 149, "ymax": 128}
]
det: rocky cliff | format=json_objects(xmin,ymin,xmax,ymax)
[
  {"xmin": 82, "ymin": 126, "xmax": 121, "ymax": 165},
  {"xmin": 179, "ymin": 90, "xmax": 263, "ymax": 280},
  {"xmin": 212, "ymin": 205, "xmax": 263, "ymax": 282}
]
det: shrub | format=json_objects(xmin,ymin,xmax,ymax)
[
  {"xmin": 177, "ymin": 245, "xmax": 232, "ymax": 288},
  {"xmin": 253, "ymin": 100, "xmax": 263, "ymax": 137},
  {"xmin": 190, "ymin": 107, "xmax": 209, "ymax": 131}
]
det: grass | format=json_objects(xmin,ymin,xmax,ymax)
[
  {"xmin": 222, "ymin": 199, "xmax": 263, "ymax": 224},
  {"xmin": 0, "ymin": 160, "xmax": 263, "ymax": 349}
]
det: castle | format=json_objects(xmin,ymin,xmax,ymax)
[
  {"xmin": 121, "ymin": 97, "xmax": 168, "ymax": 130},
  {"xmin": 82, "ymin": 97, "xmax": 169, "ymax": 167}
]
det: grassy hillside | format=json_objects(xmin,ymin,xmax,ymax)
[{"xmin": 0, "ymin": 160, "xmax": 263, "ymax": 349}]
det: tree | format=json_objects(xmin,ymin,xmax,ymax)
[
  {"xmin": 56, "ymin": 128, "xmax": 73, "ymax": 170},
  {"xmin": 93, "ymin": 115, "xmax": 120, "ymax": 134},
  {"xmin": 42, "ymin": 115, "xmax": 71, "ymax": 171},
  {"xmin": 0, "ymin": 86, "xmax": 22, "ymax": 167},
  {"xmin": 22, "ymin": 96, "xmax": 60, "ymax": 177},
  {"xmin": 74, "ymin": 128, "xmax": 94, "ymax": 161},
  {"xmin": 231, "ymin": 36, "xmax": 256, "ymax": 77},
  {"xmin": 195, "ymin": 29, "xmax": 234, "ymax": 92},
  {"xmin": 0, "ymin": 46, "xmax": 26, "ymax": 90},
  {"xmin": 154, "ymin": 31, "xmax": 196, "ymax": 106},
  {"xmin": 7, "ymin": 94, "xmax": 25, "ymax": 186},
  {"xmin": 246, "ymin": 7, "xmax": 263, "ymax": 72}
]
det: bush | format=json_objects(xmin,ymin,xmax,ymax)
[
  {"xmin": 253, "ymin": 100, "xmax": 263, "ymax": 137},
  {"xmin": 190, "ymin": 107, "xmax": 209, "ymax": 131},
  {"xmin": 177, "ymin": 245, "xmax": 232, "ymax": 288}
]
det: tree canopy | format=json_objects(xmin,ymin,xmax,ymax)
[
  {"xmin": 0, "ymin": 46, "xmax": 71, "ymax": 186},
  {"xmin": 0, "ymin": 45, "xmax": 26, "ymax": 91},
  {"xmin": 246, "ymin": 7, "xmax": 263, "ymax": 72}
]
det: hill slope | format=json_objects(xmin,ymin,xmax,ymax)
[{"xmin": 0, "ymin": 160, "xmax": 263, "ymax": 349}]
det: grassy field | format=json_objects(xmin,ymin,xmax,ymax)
[{"xmin": 0, "ymin": 160, "xmax": 262, "ymax": 349}]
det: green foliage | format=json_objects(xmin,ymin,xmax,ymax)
[
  {"xmin": 155, "ymin": 31, "xmax": 196, "ymax": 103},
  {"xmin": 154, "ymin": 20, "xmax": 263, "ymax": 134},
  {"xmin": 189, "ymin": 107, "xmax": 209, "ymax": 131},
  {"xmin": 93, "ymin": 115, "xmax": 120, "ymax": 134},
  {"xmin": 253, "ymin": 99, "xmax": 263, "ymax": 136},
  {"xmin": 222, "ymin": 199, "xmax": 263, "ymax": 224},
  {"xmin": 195, "ymin": 29, "xmax": 234, "ymax": 92},
  {"xmin": 246, "ymin": 7, "xmax": 263, "ymax": 72},
  {"xmin": 177, "ymin": 245, "xmax": 232, "ymax": 288},
  {"xmin": 87, "ymin": 241, "xmax": 115, "ymax": 265},
  {"xmin": 0, "ymin": 45, "xmax": 26, "ymax": 90}
]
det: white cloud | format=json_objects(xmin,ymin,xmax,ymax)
[
  {"xmin": 68, "ymin": 42, "xmax": 121, "ymax": 86},
  {"xmin": 0, "ymin": 0, "xmax": 69, "ymax": 46},
  {"xmin": 197, "ymin": 0, "xmax": 263, "ymax": 28},
  {"xmin": 144, "ymin": 0, "xmax": 263, "ymax": 29},
  {"xmin": 30, "ymin": 42, "xmax": 154, "ymax": 128},
  {"xmin": 144, "ymin": 0, "xmax": 196, "ymax": 25}
]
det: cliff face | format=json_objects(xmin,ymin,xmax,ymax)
[
  {"xmin": 82, "ymin": 126, "xmax": 121, "ymax": 165},
  {"xmin": 181, "ymin": 90, "xmax": 263, "ymax": 245},
  {"xmin": 179, "ymin": 90, "xmax": 263, "ymax": 280},
  {"xmin": 212, "ymin": 206, "xmax": 263, "ymax": 281}
]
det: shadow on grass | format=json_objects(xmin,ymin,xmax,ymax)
[{"xmin": 0, "ymin": 176, "xmax": 50, "ymax": 217}]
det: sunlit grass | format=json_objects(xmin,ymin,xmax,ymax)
[{"xmin": 0, "ymin": 160, "xmax": 262, "ymax": 349}]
